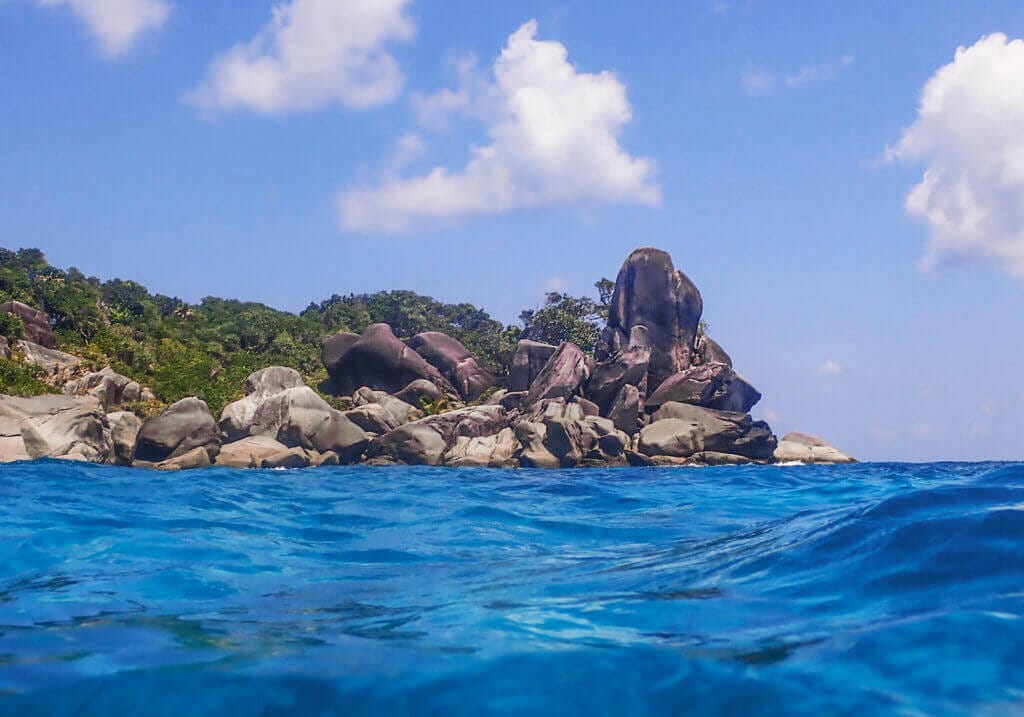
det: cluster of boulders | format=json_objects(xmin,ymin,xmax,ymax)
[{"xmin": 0, "ymin": 248, "xmax": 854, "ymax": 469}]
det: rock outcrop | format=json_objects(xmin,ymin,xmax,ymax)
[
  {"xmin": 324, "ymin": 323, "xmax": 452, "ymax": 396},
  {"xmin": 249, "ymin": 386, "xmax": 368, "ymax": 461},
  {"xmin": 407, "ymin": 332, "xmax": 494, "ymax": 401},
  {"xmin": 219, "ymin": 366, "xmax": 307, "ymax": 440},
  {"xmin": 1, "ymin": 301, "xmax": 56, "ymax": 348},
  {"xmin": 646, "ymin": 363, "xmax": 761, "ymax": 414},
  {"xmin": 597, "ymin": 248, "xmax": 703, "ymax": 394},
  {"xmin": 63, "ymin": 367, "xmax": 151, "ymax": 411},
  {"xmin": 774, "ymin": 432, "xmax": 855, "ymax": 464},
  {"xmin": 107, "ymin": 411, "xmax": 141, "ymax": 465},
  {"xmin": 585, "ymin": 345, "xmax": 650, "ymax": 414},
  {"xmin": 215, "ymin": 435, "xmax": 291, "ymax": 468}
]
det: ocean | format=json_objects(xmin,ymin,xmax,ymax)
[{"xmin": 1, "ymin": 460, "xmax": 1023, "ymax": 715}]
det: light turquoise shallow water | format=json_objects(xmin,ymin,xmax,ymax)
[{"xmin": 2, "ymin": 460, "xmax": 1024, "ymax": 715}]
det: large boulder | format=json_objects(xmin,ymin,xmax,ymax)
[
  {"xmin": 215, "ymin": 435, "xmax": 291, "ymax": 468},
  {"xmin": 646, "ymin": 363, "xmax": 761, "ymax": 414},
  {"xmin": 525, "ymin": 342, "xmax": 591, "ymax": 406},
  {"xmin": 508, "ymin": 340, "xmax": 557, "ymax": 392},
  {"xmin": 444, "ymin": 428, "xmax": 520, "ymax": 468},
  {"xmin": 597, "ymin": 248, "xmax": 703, "ymax": 394},
  {"xmin": 774, "ymin": 432, "xmax": 855, "ymax": 464},
  {"xmin": 248, "ymin": 386, "xmax": 368, "ymax": 461},
  {"xmin": 640, "ymin": 402, "xmax": 776, "ymax": 461},
  {"xmin": 1, "ymin": 301, "xmax": 55, "ymax": 348},
  {"xmin": 0, "ymin": 395, "xmax": 112, "ymax": 463},
  {"xmin": 219, "ymin": 366, "xmax": 307, "ymax": 441},
  {"xmin": 107, "ymin": 411, "xmax": 142, "ymax": 465},
  {"xmin": 407, "ymin": 332, "xmax": 494, "ymax": 401},
  {"xmin": 134, "ymin": 397, "xmax": 221, "ymax": 464},
  {"xmin": 324, "ymin": 323, "xmax": 452, "ymax": 396},
  {"xmin": 320, "ymin": 332, "xmax": 360, "ymax": 393},
  {"xmin": 585, "ymin": 345, "xmax": 650, "ymax": 414},
  {"xmin": 352, "ymin": 387, "xmax": 421, "ymax": 427},
  {"xmin": 16, "ymin": 341, "xmax": 80, "ymax": 385}
]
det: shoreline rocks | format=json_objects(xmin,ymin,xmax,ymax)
[{"xmin": 0, "ymin": 246, "xmax": 855, "ymax": 470}]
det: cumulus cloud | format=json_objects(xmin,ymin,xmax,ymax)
[
  {"xmin": 339, "ymin": 20, "xmax": 660, "ymax": 232},
  {"xmin": 889, "ymin": 33, "xmax": 1024, "ymax": 277},
  {"xmin": 36, "ymin": 0, "xmax": 171, "ymax": 56},
  {"xmin": 188, "ymin": 0, "xmax": 414, "ymax": 113},
  {"xmin": 743, "ymin": 55, "xmax": 854, "ymax": 95},
  {"xmin": 819, "ymin": 359, "xmax": 842, "ymax": 376}
]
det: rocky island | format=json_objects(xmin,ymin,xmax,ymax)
[{"xmin": 0, "ymin": 248, "xmax": 853, "ymax": 469}]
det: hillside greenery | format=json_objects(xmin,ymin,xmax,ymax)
[{"xmin": 0, "ymin": 248, "xmax": 612, "ymax": 414}]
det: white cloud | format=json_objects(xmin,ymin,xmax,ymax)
[
  {"xmin": 889, "ymin": 33, "xmax": 1024, "ymax": 277},
  {"xmin": 819, "ymin": 359, "xmax": 842, "ymax": 376},
  {"xmin": 188, "ymin": 0, "xmax": 414, "ymax": 113},
  {"xmin": 36, "ymin": 0, "xmax": 171, "ymax": 57},
  {"xmin": 743, "ymin": 55, "xmax": 853, "ymax": 95},
  {"xmin": 339, "ymin": 20, "xmax": 660, "ymax": 232}
]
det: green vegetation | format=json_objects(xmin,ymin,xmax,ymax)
[
  {"xmin": 0, "ymin": 358, "xmax": 56, "ymax": 397},
  {"xmin": 0, "ymin": 248, "xmax": 613, "ymax": 413}
]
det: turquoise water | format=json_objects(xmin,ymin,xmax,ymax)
[{"xmin": 1, "ymin": 461, "xmax": 1023, "ymax": 715}]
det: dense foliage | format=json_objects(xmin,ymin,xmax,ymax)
[{"xmin": 0, "ymin": 248, "xmax": 613, "ymax": 413}]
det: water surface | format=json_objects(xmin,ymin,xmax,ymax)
[{"xmin": 2, "ymin": 461, "xmax": 1023, "ymax": 715}]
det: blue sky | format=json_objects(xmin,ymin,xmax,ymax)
[{"xmin": 3, "ymin": 0, "xmax": 1024, "ymax": 462}]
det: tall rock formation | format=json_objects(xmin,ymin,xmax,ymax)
[{"xmin": 597, "ymin": 248, "xmax": 703, "ymax": 395}]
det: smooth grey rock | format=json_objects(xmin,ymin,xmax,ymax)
[
  {"xmin": 249, "ymin": 386, "xmax": 368, "ymax": 461},
  {"xmin": 220, "ymin": 366, "xmax": 307, "ymax": 441},
  {"xmin": 134, "ymin": 397, "xmax": 221, "ymax": 463},
  {"xmin": 261, "ymin": 446, "xmax": 314, "ymax": 469},
  {"xmin": 149, "ymin": 446, "xmax": 213, "ymax": 471},
  {"xmin": 607, "ymin": 384, "xmax": 642, "ymax": 434},
  {"xmin": 107, "ymin": 411, "xmax": 141, "ymax": 465},
  {"xmin": 324, "ymin": 323, "xmax": 453, "ymax": 396},
  {"xmin": 63, "ymin": 367, "xmax": 138, "ymax": 411},
  {"xmin": 215, "ymin": 435, "xmax": 290, "ymax": 468},
  {"xmin": 597, "ymin": 248, "xmax": 703, "ymax": 394},
  {"xmin": 585, "ymin": 345, "xmax": 650, "ymax": 414},
  {"xmin": 774, "ymin": 432, "xmax": 856, "ymax": 464},
  {"xmin": 514, "ymin": 421, "xmax": 559, "ymax": 468},
  {"xmin": 0, "ymin": 301, "xmax": 55, "ymax": 348},
  {"xmin": 2, "ymin": 394, "xmax": 113, "ymax": 463},
  {"xmin": 408, "ymin": 332, "xmax": 495, "ymax": 401},
  {"xmin": 445, "ymin": 428, "xmax": 519, "ymax": 468},
  {"xmin": 508, "ymin": 340, "xmax": 557, "ymax": 392},
  {"xmin": 643, "ymin": 402, "xmax": 776, "ymax": 460},
  {"xmin": 647, "ymin": 362, "xmax": 761, "ymax": 413},
  {"xmin": 394, "ymin": 379, "xmax": 444, "ymax": 407},
  {"xmin": 352, "ymin": 387, "xmax": 421, "ymax": 427},
  {"xmin": 525, "ymin": 342, "xmax": 591, "ymax": 406},
  {"xmin": 343, "ymin": 403, "xmax": 401, "ymax": 435},
  {"xmin": 369, "ymin": 422, "xmax": 448, "ymax": 466}
]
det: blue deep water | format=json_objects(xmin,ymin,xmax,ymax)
[{"xmin": 2, "ymin": 462, "xmax": 1024, "ymax": 716}]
